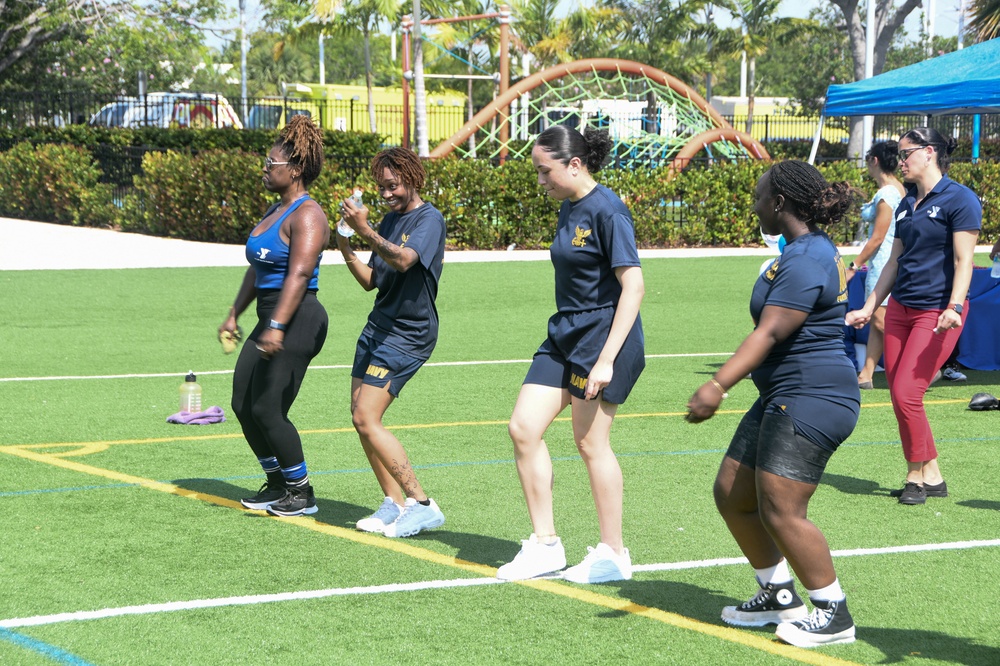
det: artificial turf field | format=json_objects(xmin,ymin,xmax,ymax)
[{"xmin": 1, "ymin": 255, "xmax": 998, "ymax": 666}]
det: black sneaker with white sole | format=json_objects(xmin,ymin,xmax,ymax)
[
  {"xmin": 775, "ymin": 597, "xmax": 856, "ymax": 647},
  {"xmin": 266, "ymin": 486, "xmax": 318, "ymax": 516},
  {"xmin": 240, "ymin": 482, "xmax": 287, "ymax": 510},
  {"xmin": 721, "ymin": 580, "xmax": 808, "ymax": 627}
]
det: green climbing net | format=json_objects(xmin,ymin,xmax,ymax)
[{"xmin": 449, "ymin": 65, "xmax": 754, "ymax": 166}]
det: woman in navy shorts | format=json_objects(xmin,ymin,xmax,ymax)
[{"xmin": 497, "ymin": 126, "xmax": 645, "ymax": 584}]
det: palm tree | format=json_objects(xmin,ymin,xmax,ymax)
[
  {"xmin": 969, "ymin": 0, "xmax": 1000, "ymax": 41},
  {"xmin": 715, "ymin": 0, "xmax": 814, "ymax": 134},
  {"xmin": 315, "ymin": 0, "xmax": 400, "ymax": 133}
]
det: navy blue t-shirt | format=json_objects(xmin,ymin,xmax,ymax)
[
  {"xmin": 750, "ymin": 232, "xmax": 860, "ymax": 450},
  {"xmin": 893, "ymin": 177, "xmax": 982, "ymax": 309},
  {"xmin": 362, "ymin": 203, "xmax": 446, "ymax": 359},
  {"xmin": 550, "ymin": 184, "xmax": 641, "ymax": 313}
]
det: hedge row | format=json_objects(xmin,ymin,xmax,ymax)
[{"xmin": 1, "ymin": 142, "xmax": 997, "ymax": 248}]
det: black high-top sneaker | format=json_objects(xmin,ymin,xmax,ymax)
[
  {"xmin": 240, "ymin": 481, "xmax": 287, "ymax": 510},
  {"xmin": 775, "ymin": 597, "xmax": 856, "ymax": 647},
  {"xmin": 721, "ymin": 580, "xmax": 808, "ymax": 627}
]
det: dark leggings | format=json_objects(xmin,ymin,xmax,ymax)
[{"xmin": 231, "ymin": 290, "xmax": 328, "ymax": 469}]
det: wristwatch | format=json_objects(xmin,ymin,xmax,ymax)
[
  {"xmin": 268, "ymin": 319, "xmax": 288, "ymax": 331},
  {"xmin": 949, "ymin": 303, "xmax": 963, "ymax": 314}
]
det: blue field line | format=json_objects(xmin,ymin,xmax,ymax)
[
  {"xmin": 0, "ymin": 627, "xmax": 96, "ymax": 665},
  {"xmin": 5, "ymin": 435, "xmax": 999, "ymax": 500}
]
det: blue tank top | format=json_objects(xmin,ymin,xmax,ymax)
[{"xmin": 245, "ymin": 196, "xmax": 321, "ymax": 290}]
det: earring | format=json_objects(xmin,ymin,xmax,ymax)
[{"xmin": 774, "ymin": 207, "xmax": 780, "ymax": 213}]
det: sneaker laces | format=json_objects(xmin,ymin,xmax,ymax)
[
  {"xmin": 795, "ymin": 605, "xmax": 834, "ymax": 631},
  {"xmin": 371, "ymin": 499, "xmax": 399, "ymax": 522},
  {"xmin": 741, "ymin": 586, "xmax": 771, "ymax": 610}
]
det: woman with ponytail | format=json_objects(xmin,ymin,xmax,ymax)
[
  {"xmin": 497, "ymin": 125, "xmax": 645, "ymax": 584},
  {"xmin": 847, "ymin": 127, "xmax": 981, "ymax": 505},
  {"xmin": 687, "ymin": 160, "xmax": 861, "ymax": 647},
  {"xmin": 221, "ymin": 115, "xmax": 330, "ymax": 517}
]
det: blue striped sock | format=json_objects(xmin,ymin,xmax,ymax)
[
  {"xmin": 281, "ymin": 462, "xmax": 309, "ymax": 489},
  {"xmin": 257, "ymin": 456, "xmax": 280, "ymax": 474}
]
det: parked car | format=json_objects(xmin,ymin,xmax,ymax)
[
  {"xmin": 246, "ymin": 99, "xmax": 320, "ymax": 130},
  {"xmin": 89, "ymin": 93, "xmax": 243, "ymax": 129}
]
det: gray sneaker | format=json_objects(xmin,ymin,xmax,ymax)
[{"xmin": 383, "ymin": 498, "xmax": 445, "ymax": 538}]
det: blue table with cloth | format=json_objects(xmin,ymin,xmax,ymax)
[{"xmin": 845, "ymin": 266, "xmax": 1000, "ymax": 371}]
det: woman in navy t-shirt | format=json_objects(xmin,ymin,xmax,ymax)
[
  {"xmin": 220, "ymin": 116, "xmax": 330, "ymax": 518},
  {"xmin": 847, "ymin": 128, "xmax": 981, "ymax": 505},
  {"xmin": 336, "ymin": 148, "xmax": 447, "ymax": 539},
  {"xmin": 497, "ymin": 126, "xmax": 645, "ymax": 585},
  {"xmin": 687, "ymin": 161, "xmax": 860, "ymax": 648}
]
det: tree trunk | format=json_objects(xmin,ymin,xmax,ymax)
[
  {"xmin": 413, "ymin": 0, "xmax": 429, "ymax": 156},
  {"xmin": 831, "ymin": 0, "xmax": 923, "ymax": 158},
  {"xmin": 467, "ymin": 45, "xmax": 476, "ymax": 158},
  {"xmin": 364, "ymin": 26, "xmax": 376, "ymax": 133},
  {"xmin": 745, "ymin": 56, "xmax": 755, "ymax": 135}
]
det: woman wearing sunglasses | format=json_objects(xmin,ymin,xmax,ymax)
[
  {"xmin": 847, "ymin": 127, "xmax": 981, "ymax": 505},
  {"xmin": 220, "ymin": 115, "xmax": 331, "ymax": 517}
]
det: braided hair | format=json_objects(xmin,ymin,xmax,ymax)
[
  {"xmin": 534, "ymin": 125, "xmax": 613, "ymax": 173},
  {"xmin": 370, "ymin": 147, "xmax": 426, "ymax": 191},
  {"xmin": 899, "ymin": 126, "xmax": 958, "ymax": 173},
  {"xmin": 274, "ymin": 115, "xmax": 324, "ymax": 187},
  {"xmin": 768, "ymin": 160, "xmax": 859, "ymax": 226}
]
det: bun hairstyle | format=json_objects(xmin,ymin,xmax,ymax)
[
  {"xmin": 275, "ymin": 115, "xmax": 325, "ymax": 187},
  {"xmin": 534, "ymin": 125, "xmax": 613, "ymax": 173},
  {"xmin": 866, "ymin": 140, "xmax": 899, "ymax": 172},
  {"xmin": 768, "ymin": 160, "xmax": 860, "ymax": 226},
  {"xmin": 899, "ymin": 126, "xmax": 958, "ymax": 173}
]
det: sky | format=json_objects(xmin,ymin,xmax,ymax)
[{"xmin": 216, "ymin": 0, "xmax": 968, "ymax": 50}]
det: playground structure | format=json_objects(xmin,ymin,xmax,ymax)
[{"xmin": 398, "ymin": 9, "xmax": 768, "ymax": 172}]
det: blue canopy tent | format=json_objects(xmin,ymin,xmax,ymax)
[{"xmin": 808, "ymin": 38, "xmax": 1000, "ymax": 163}]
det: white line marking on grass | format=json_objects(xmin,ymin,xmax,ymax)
[
  {"xmin": 5, "ymin": 539, "xmax": 998, "ymax": 629},
  {"xmin": 0, "ymin": 577, "xmax": 505, "ymax": 629},
  {"xmin": 0, "ymin": 353, "xmax": 733, "ymax": 383},
  {"xmin": 633, "ymin": 538, "xmax": 1000, "ymax": 573}
]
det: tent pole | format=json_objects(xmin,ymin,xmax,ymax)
[
  {"xmin": 808, "ymin": 113, "xmax": 825, "ymax": 165},
  {"xmin": 973, "ymin": 114, "xmax": 981, "ymax": 164}
]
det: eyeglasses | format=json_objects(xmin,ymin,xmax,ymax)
[
  {"xmin": 263, "ymin": 157, "xmax": 290, "ymax": 171},
  {"xmin": 897, "ymin": 146, "xmax": 925, "ymax": 163}
]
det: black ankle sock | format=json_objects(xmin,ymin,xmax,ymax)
[{"xmin": 418, "ymin": 498, "xmax": 431, "ymax": 506}]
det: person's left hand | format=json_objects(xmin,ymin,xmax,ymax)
[
  {"xmin": 686, "ymin": 382, "xmax": 724, "ymax": 423},
  {"xmin": 934, "ymin": 308, "xmax": 962, "ymax": 334},
  {"xmin": 256, "ymin": 327, "xmax": 284, "ymax": 358},
  {"xmin": 584, "ymin": 358, "xmax": 613, "ymax": 400}
]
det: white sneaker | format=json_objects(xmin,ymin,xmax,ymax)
[
  {"xmin": 496, "ymin": 534, "xmax": 567, "ymax": 580},
  {"xmin": 562, "ymin": 543, "xmax": 632, "ymax": 584},
  {"xmin": 942, "ymin": 366, "xmax": 967, "ymax": 382},
  {"xmin": 383, "ymin": 498, "xmax": 445, "ymax": 538},
  {"xmin": 356, "ymin": 497, "xmax": 403, "ymax": 533}
]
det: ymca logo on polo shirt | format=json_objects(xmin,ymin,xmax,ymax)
[{"xmin": 928, "ymin": 206, "xmax": 941, "ymax": 218}]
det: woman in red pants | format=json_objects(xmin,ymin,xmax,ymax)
[{"xmin": 847, "ymin": 127, "xmax": 981, "ymax": 505}]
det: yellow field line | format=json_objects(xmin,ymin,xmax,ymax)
[
  {"xmin": 5, "ymin": 397, "xmax": 967, "ymax": 453},
  {"xmin": 2, "ymin": 443, "xmax": 862, "ymax": 665}
]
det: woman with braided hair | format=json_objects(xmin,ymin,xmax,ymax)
[
  {"xmin": 687, "ymin": 160, "xmax": 861, "ymax": 647},
  {"xmin": 336, "ymin": 147, "xmax": 447, "ymax": 538},
  {"xmin": 220, "ymin": 115, "xmax": 330, "ymax": 517}
]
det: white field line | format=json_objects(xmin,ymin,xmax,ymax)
[
  {"xmin": 4, "ymin": 538, "xmax": 998, "ymax": 629},
  {"xmin": 0, "ymin": 353, "xmax": 731, "ymax": 383}
]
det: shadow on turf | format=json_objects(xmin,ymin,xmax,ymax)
[
  {"xmin": 957, "ymin": 499, "xmax": 1000, "ymax": 512},
  {"xmin": 820, "ymin": 472, "xmax": 887, "ymax": 496},
  {"xmin": 858, "ymin": 626, "xmax": 1000, "ymax": 664},
  {"xmin": 600, "ymin": 579, "xmax": 744, "ymax": 626}
]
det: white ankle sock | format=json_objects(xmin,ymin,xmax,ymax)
[
  {"xmin": 807, "ymin": 579, "xmax": 845, "ymax": 602},
  {"xmin": 754, "ymin": 560, "xmax": 792, "ymax": 587}
]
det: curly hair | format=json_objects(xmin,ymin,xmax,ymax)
[
  {"xmin": 534, "ymin": 125, "xmax": 612, "ymax": 173},
  {"xmin": 274, "ymin": 115, "xmax": 324, "ymax": 187},
  {"xmin": 370, "ymin": 147, "xmax": 426, "ymax": 191},
  {"xmin": 866, "ymin": 140, "xmax": 899, "ymax": 173},
  {"xmin": 768, "ymin": 160, "xmax": 860, "ymax": 226}
]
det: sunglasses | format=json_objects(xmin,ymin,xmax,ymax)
[
  {"xmin": 897, "ymin": 146, "xmax": 926, "ymax": 162},
  {"xmin": 263, "ymin": 157, "xmax": 290, "ymax": 171}
]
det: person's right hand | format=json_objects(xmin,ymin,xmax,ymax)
[
  {"xmin": 219, "ymin": 315, "xmax": 239, "ymax": 341},
  {"xmin": 845, "ymin": 309, "xmax": 871, "ymax": 329}
]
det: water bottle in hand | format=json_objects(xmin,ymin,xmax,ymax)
[
  {"xmin": 992, "ymin": 256, "xmax": 1000, "ymax": 279},
  {"xmin": 336, "ymin": 188, "xmax": 364, "ymax": 238}
]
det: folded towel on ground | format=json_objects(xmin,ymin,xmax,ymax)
[{"xmin": 167, "ymin": 406, "xmax": 227, "ymax": 425}]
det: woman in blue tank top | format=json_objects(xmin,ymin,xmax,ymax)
[{"xmin": 218, "ymin": 116, "xmax": 330, "ymax": 518}]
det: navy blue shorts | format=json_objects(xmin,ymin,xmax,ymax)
[
  {"xmin": 523, "ymin": 308, "xmax": 645, "ymax": 404},
  {"xmin": 725, "ymin": 400, "xmax": 836, "ymax": 486},
  {"xmin": 352, "ymin": 334, "xmax": 425, "ymax": 397}
]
